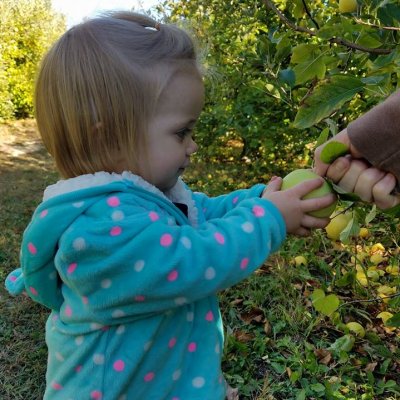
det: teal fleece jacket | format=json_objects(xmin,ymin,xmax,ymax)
[{"xmin": 5, "ymin": 172, "xmax": 286, "ymax": 400}]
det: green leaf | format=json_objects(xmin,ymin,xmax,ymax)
[
  {"xmin": 386, "ymin": 312, "xmax": 400, "ymax": 328},
  {"xmin": 291, "ymin": 43, "xmax": 317, "ymax": 64},
  {"xmin": 315, "ymin": 127, "xmax": 330, "ymax": 148},
  {"xmin": 329, "ymin": 334, "xmax": 355, "ymax": 353},
  {"xmin": 331, "ymin": 183, "xmax": 361, "ymax": 202},
  {"xmin": 293, "ymin": 75, "xmax": 364, "ymax": 129},
  {"xmin": 340, "ymin": 217, "xmax": 360, "ymax": 244},
  {"xmin": 278, "ymin": 68, "xmax": 296, "ymax": 87},
  {"xmin": 365, "ymin": 205, "xmax": 377, "ymax": 224},
  {"xmin": 320, "ymin": 141, "xmax": 349, "ymax": 163},
  {"xmin": 382, "ymin": 203, "xmax": 400, "ymax": 217},
  {"xmin": 311, "ymin": 288, "xmax": 325, "ymax": 302},
  {"xmin": 312, "ymin": 291, "xmax": 340, "ymax": 316},
  {"xmin": 293, "ymin": 57, "xmax": 326, "ymax": 85}
]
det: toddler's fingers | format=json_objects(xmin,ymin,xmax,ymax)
[
  {"xmin": 290, "ymin": 177, "xmax": 324, "ymax": 197},
  {"xmin": 301, "ymin": 214, "xmax": 330, "ymax": 229},
  {"xmin": 262, "ymin": 176, "xmax": 282, "ymax": 195},
  {"xmin": 301, "ymin": 193, "xmax": 337, "ymax": 214}
]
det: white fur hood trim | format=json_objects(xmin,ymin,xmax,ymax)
[{"xmin": 43, "ymin": 171, "xmax": 199, "ymax": 226}]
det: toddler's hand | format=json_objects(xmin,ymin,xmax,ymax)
[
  {"xmin": 326, "ymin": 156, "xmax": 400, "ymax": 209},
  {"xmin": 262, "ymin": 176, "xmax": 336, "ymax": 236}
]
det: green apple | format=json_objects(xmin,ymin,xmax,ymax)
[{"xmin": 281, "ymin": 169, "xmax": 337, "ymax": 218}]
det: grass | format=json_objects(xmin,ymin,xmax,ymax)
[{"xmin": 0, "ymin": 120, "xmax": 399, "ymax": 399}]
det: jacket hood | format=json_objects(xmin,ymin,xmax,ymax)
[{"xmin": 5, "ymin": 172, "xmax": 197, "ymax": 310}]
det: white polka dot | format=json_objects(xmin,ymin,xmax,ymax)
[
  {"xmin": 175, "ymin": 297, "xmax": 187, "ymax": 306},
  {"xmin": 55, "ymin": 352, "xmax": 65, "ymax": 362},
  {"xmin": 93, "ymin": 354, "xmax": 105, "ymax": 365},
  {"xmin": 73, "ymin": 201, "xmax": 84, "ymax": 208},
  {"xmin": 118, "ymin": 396, "xmax": 127, "ymax": 400},
  {"xmin": 101, "ymin": 279, "xmax": 112, "ymax": 289},
  {"xmin": 116, "ymin": 325, "xmax": 125, "ymax": 335},
  {"xmin": 180, "ymin": 237, "xmax": 192, "ymax": 249},
  {"xmin": 186, "ymin": 312, "xmax": 194, "ymax": 322},
  {"xmin": 205, "ymin": 267, "xmax": 216, "ymax": 280},
  {"xmin": 91, "ymin": 323, "xmax": 103, "ymax": 331},
  {"xmin": 112, "ymin": 309, "xmax": 125, "ymax": 318},
  {"xmin": 241, "ymin": 222, "xmax": 254, "ymax": 233},
  {"xmin": 75, "ymin": 336, "xmax": 84, "ymax": 346},
  {"xmin": 112, "ymin": 210, "xmax": 125, "ymax": 221},
  {"xmin": 134, "ymin": 260, "xmax": 145, "ymax": 272},
  {"xmin": 73, "ymin": 237, "xmax": 86, "ymax": 251},
  {"xmin": 192, "ymin": 377, "xmax": 205, "ymax": 388},
  {"xmin": 215, "ymin": 343, "xmax": 220, "ymax": 354},
  {"xmin": 144, "ymin": 341, "xmax": 152, "ymax": 351},
  {"xmin": 172, "ymin": 369, "xmax": 181, "ymax": 381}
]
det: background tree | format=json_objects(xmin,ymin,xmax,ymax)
[
  {"xmin": 0, "ymin": 0, "xmax": 66, "ymax": 120},
  {"xmin": 163, "ymin": 0, "xmax": 400, "ymax": 174}
]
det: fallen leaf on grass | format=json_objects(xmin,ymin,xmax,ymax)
[
  {"xmin": 364, "ymin": 362, "xmax": 377, "ymax": 372},
  {"xmin": 314, "ymin": 348, "xmax": 332, "ymax": 365}
]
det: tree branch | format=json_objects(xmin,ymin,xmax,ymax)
[
  {"xmin": 262, "ymin": 0, "xmax": 392, "ymax": 55},
  {"xmin": 354, "ymin": 17, "xmax": 400, "ymax": 31}
]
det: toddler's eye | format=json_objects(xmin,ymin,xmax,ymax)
[{"xmin": 175, "ymin": 128, "xmax": 192, "ymax": 140}]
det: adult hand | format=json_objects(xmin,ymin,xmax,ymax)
[{"xmin": 262, "ymin": 176, "xmax": 336, "ymax": 236}]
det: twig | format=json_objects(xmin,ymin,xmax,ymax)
[
  {"xmin": 338, "ymin": 292, "xmax": 400, "ymax": 309},
  {"xmin": 354, "ymin": 17, "xmax": 400, "ymax": 32},
  {"xmin": 301, "ymin": 0, "xmax": 319, "ymax": 30},
  {"xmin": 262, "ymin": 0, "xmax": 392, "ymax": 55}
]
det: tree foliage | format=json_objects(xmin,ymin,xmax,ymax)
[
  {"xmin": 0, "ymin": 0, "xmax": 66, "ymax": 120},
  {"xmin": 163, "ymin": 0, "xmax": 400, "ymax": 172}
]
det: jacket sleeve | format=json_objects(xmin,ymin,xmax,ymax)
[
  {"xmin": 347, "ymin": 90, "xmax": 400, "ymax": 181},
  {"xmin": 57, "ymin": 195, "xmax": 286, "ymax": 324},
  {"xmin": 192, "ymin": 184, "xmax": 266, "ymax": 220}
]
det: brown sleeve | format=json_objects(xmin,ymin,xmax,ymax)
[{"xmin": 347, "ymin": 90, "xmax": 400, "ymax": 181}]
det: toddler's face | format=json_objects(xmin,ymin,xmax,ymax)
[{"xmin": 138, "ymin": 70, "xmax": 204, "ymax": 191}]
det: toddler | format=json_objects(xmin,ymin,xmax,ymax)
[{"xmin": 5, "ymin": 11, "xmax": 335, "ymax": 400}]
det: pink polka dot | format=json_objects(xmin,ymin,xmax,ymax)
[
  {"xmin": 160, "ymin": 233, "xmax": 173, "ymax": 247},
  {"xmin": 113, "ymin": 359, "xmax": 125, "ymax": 372},
  {"xmin": 240, "ymin": 258, "xmax": 249, "ymax": 270},
  {"xmin": 29, "ymin": 286, "xmax": 38, "ymax": 296},
  {"xmin": 188, "ymin": 342, "xmax": 197, "ymax": 352},
  {"xmin": 40, "ymin": 209, "xmax": 48, "ymax": 218},
  {"xmin": 135, "ymin": 295, "xmax": 145, "ymax": 302},
  {"xmin": 110, "ymin": 226, "xmax": 122, "ymax": 236},
  {"xmin": 67, "ymin": 263, "xmax": 77, "ymax": 274},
  {"xmin": 107, "ymin": 196, "xmax": 120, "ymax": 207},
  {"xmin": 169, "ymin": 337, "xmax": 177, "ymax": 348},
  {"xmin": 52, "ymin": 382, "xmax": 63, "ymax": 390},
  {"xmin": 149, "ymin": 211, "xmax": 159, "ymax": 221},
  {"xmin": 75, "ymin": 365, "xmax": 82, "ymax": 373},
  {"xmin": 144, "ymin": 372, "xmax": 155, "ymax": 382},
  {"xmin": 82, "ymin": 296, "xmax": 89, "ymax": 305},
  {"xmin": 168, "ymin": 270, "xmax": 178, "ymax": 282},
  {"xmin": 91, "ymin": 390, "xmax": 103, "ymax": 400},
  {"xmin": 252, "ymin": 205, "xmax": 265, "ymax": 217},
  {"xmin": 9, "ymin": 275, "xmax": 17, "ymax": 282},
  {"xmin": 28, "ymin": 242, "xmax": 37, "ymax": 255},
  {"xmin": 65, "ymin": 305, "xmax": 72, "ymax": 317},
  {"xmin": 172, "ymin": 397, "xmax": 180, "ymax": 400},
  {"xmin": 232, "ymin": 196, "xmax": 239, "ymax": 204},
  {"xmin": 214, "ymin": 232, "xmax": 225, "ymax": 245},
  {"xmin": 205, "ymin": 311, "xmax": 214, "ymax": 322},
  {"xmin": 101, "ymin": 325, "xmax": 109, "ymax": 332}
]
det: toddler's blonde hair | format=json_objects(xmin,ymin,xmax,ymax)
[{"xmin": 35, "ymin": 12, "xmax": 199, "ymax": 178}]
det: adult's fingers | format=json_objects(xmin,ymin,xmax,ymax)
[
  {"xmin": 372, "ymin": 173, "xmax": 400, "ymax": 209},
  {"xmin": 353, "ymin": 168, "xmax": 386, "ymax": 202},
  {"xmin": 326, "ymin": 156, "xmax": 351, "ymax": 182},
  {"xmin": 336, "ymin": 159, "xmax": 369, "ymax": 192}
]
